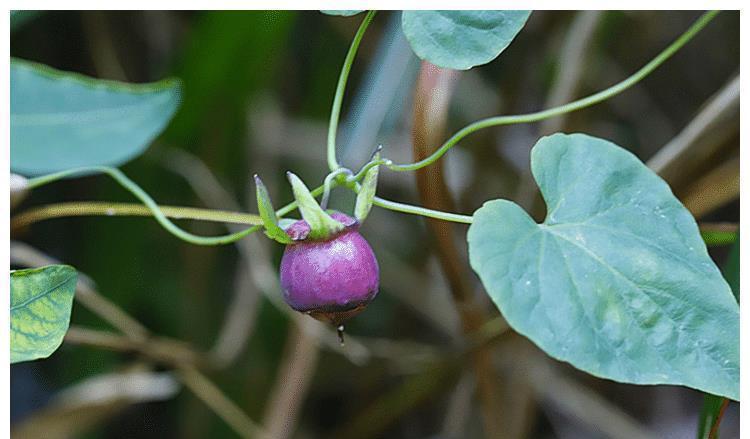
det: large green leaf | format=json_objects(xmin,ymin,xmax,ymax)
[
  {"xmin": 10, "ymin": 58, "xmax": 181, "ymax": 176},
  {"xmin": 401, "ymin": 10, "xmax": 531, "ymax": 70},
  {"xmin": 468, "ymin": 133, "xmax": 739, "ymax": 400},
  {"xmin": 10, "ymin": 265, "xmax": 78, "ymax": 363}
]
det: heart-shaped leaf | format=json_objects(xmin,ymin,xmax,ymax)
[
  {"xmin": 468, "ymin": 133, "xmax": 739, "ymax": 400},
  {"xmin": 401, "ymin": 10, "xmax": 531, "ymax": 70},
  {"xmin": 10, "ymin": 58, "xmax": 181, "ymax": 176},
  {"xmin": 11, "ymin": 265, "xmax": 78, "ymax": 363}
]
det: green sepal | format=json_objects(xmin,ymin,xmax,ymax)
[
  {"xmin": 320, "ymin": 10, "xmax": 365, "ymax": 16},
  {"xmin": 287, "ymin": 171, "xmax": 344, "ymax": 240},
  {"xmin": 254, "ymin": 175, "xmax": 293, "ymax": 244},
  {"xmin": 354, "ymin": 155, "xmax": 380, "ymax": 222}
]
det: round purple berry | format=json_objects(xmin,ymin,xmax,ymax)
[{"xmin": 279, "ymin": 212, "xmax": 379, "ymax": 326}]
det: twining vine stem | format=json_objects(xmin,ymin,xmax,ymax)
[
  {"xmin": 327, "ymin": 10, "xmax": 377, "ymax": 171},
  {"xmin": 27, "ymin": 166, "xmax": 261, "ymax": 245},
  {"xmin": 17, "ymin": 10, "xmax": 719, "ymax": 244}
]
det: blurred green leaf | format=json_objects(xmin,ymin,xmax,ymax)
[
  {"xmin": 468, "ymin": 133, "xmax": 739, "ymax": 400},
  {"xmin": 401, "ymin": 11, "xmax": 531, "ymax": 70},
  {"xmin": 10, "ymin": 58, "xmax": 181, "ymax": 176},
  {"xmin": 10, "ymin": 10, "xmax": 42, "ymax": 32},
  {"xmin": 162, "ymin": 11, "xmax": 294, "ymax": 199},
  {"xmin": 166, "ymin": 11, "xmax": 293, "ymax": 145},
  {"xmin": 701, "ymin": 229, "xmax": 738, "ymax": 247},
  {"xmin": 10, "ymin": 265, "xmax": 78, "ymax": 363}
]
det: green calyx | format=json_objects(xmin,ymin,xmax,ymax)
[
  {"xmin": 287, "ymin": 171, "xmax": 345, "ymax": 240},
  {"xmin": 254, "ymin": 175, "xmax": 293, "ymax": 244}
]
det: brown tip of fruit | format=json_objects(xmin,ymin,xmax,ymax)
[{"xmin": 305, "ymin": 302, "xmax": 369, "ymax": 327}]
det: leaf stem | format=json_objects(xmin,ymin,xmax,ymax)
[
  {"xmin": 345, "ymin": 157, "xmax": 475, "ymax": 224},
  {"xmin": 387, "ymin": 10, "xmax": 720, "ymax": 172},
  {"xmin": 373, "ymin": 196, "xmax": 473, "ymax": 224},
  {"xmin": 327, "ymin": 10, "xmax": 377, "ymax": 171}
]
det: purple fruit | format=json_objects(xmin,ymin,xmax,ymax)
[{"xmin": 279, "ymin": 212, "xmax": 379, "ymax": 326}]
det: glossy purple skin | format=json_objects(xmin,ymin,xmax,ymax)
[{"xmin": 279, "ymin": 213, "xmax": 379, "ymax": 315}]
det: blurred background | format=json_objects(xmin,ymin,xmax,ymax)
[{"xmin": 10, "ymin": 10, "xmax": 739, "ymax": 439}]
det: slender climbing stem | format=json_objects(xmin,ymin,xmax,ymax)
[
  {"xmin": 327, "ymin": 10, "xmax": 377, "ymax": 171},
  {"xmin": 349, "ymin": 157, "xmax": 390, "ymax": 183},
  {"xmin": 11, "ymin": 201, "xmax": 263, "ymax": 230},
  {"xmin": 387, "ymin": 10, "xmax": 719, "ymax": 172},
  {"xmin": 707, "ymin": 398, "xmax": 730, "ymax": 439},
  {"xmin": 346, "ymin": 177, "xmax": 474, "ymax": 223}
]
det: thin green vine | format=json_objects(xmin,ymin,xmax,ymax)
[
  {"xmin": 348, "ymin": 178, "xmax": 474, "ymax": 224},
  {"xmin": 373, "ymin": 196, "xmax": 473, "ymax": 224},
  {"xmin": 327, "ymin": 10, "xmax": 377, "ymax": 171},
  {"xmin": 11, "ymin": 201, "xmax": 263, "ymax": 230}
]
